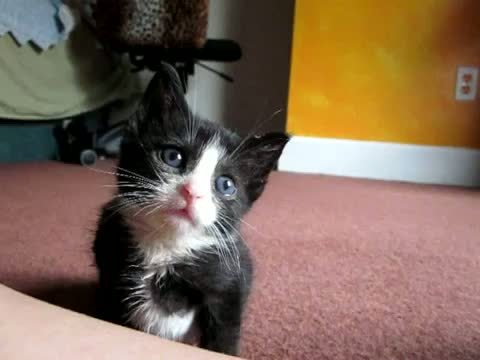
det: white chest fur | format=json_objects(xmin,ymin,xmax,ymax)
[
  {"xmin": 122, "ymin": 185, "xmax": 219, "ymax": 341},
  {"xmin": 124, "ymin": 266, "xmax": 197, "ymax": 342},
  {"xmin": 122, "ymin": 220, "xmax": 216, "ymax": 342}
]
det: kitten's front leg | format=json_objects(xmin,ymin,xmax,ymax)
[{"xmin": 199, "ymin": 299, "xmax": 243, "ymax": 356}]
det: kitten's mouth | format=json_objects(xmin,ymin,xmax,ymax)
[{"xmin": 166, "ymin": 207, "xmax": 194, "ymax": 223}]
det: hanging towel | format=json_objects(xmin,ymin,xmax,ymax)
[{"xmin": 0, "ymin": 0, "xmax": 78, "ymax": 50}]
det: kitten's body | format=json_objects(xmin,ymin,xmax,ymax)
[
  {"xmin": 93, "ymin": 64, "xmax": 288, "ymax": 355},
  {"xmin": 94, "ymin": 199, "xmax": 252, "ymax": 351}
]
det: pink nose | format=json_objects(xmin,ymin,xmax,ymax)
[{"xmin": 180, "ymin": 184, "xmax": 203, "ymax": 204}]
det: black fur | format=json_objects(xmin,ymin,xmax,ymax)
[{"xmin": 93, "ymin": 63, "xmax": 289, "ymax": 355}]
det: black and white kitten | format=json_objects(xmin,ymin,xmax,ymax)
[{"xmin": 93, "ymin": 63, "xmax": 289, "ymax": 355}]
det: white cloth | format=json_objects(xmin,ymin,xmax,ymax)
[{"xmin": 0, "ymin": 0, "xmax": 79, "ymax": 50}]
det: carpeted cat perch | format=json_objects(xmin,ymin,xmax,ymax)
[
  {"xmin": 93, "ymin": 0, "xmax": 209, "ymax": 49},
  {"xmin": 91, "ymin": 0, "xmax": 240, "ymax": 83}
]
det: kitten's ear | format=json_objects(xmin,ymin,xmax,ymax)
[
  {"xmin": 239, "ymin": 132, "xmax": 290, "ymax": 201},
  {"xmin": 129, "ymin": 62, "xmax": 188, "ymax": 133}
]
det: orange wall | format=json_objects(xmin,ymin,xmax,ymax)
[{"xmin": 287, "ymin": 0, "xmax": 480, "ymax": 148}]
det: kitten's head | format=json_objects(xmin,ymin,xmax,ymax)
[{"xmin": 118, "ymin": 63, "xmax": 289, "ymax": 236}]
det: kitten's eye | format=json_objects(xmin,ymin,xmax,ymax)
[
  {"xmin": 215, "ymin": 175, "xmax": 237, "ymax": 197},
  {"xmin": 161, "ymin": 147, "xmax": 184, "ymax": 168}
]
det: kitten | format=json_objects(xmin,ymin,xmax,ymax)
[{"xmin": 93, "ymin": 63, "xmax": 289, "ymax": 355}]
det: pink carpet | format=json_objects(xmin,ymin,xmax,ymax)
[{"xmin": 1, "ymin": 161, "xmax": 480, "ymax": 359}]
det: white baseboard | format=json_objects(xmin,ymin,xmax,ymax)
[{"xmin": 278, "ymin": 136, "xmax": 480, "ymax": 187}]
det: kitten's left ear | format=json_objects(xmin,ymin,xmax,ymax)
[
  {"xmin": 128, "ymin": 62, "xmax": 188, "ymax": 134},
  {"xmin": 243, "ymin": 132, "xmax": 290, "ymax": 169},
  {"xmin": 239, "ymin": 132, "xmax": 290, "ymax": 200}
]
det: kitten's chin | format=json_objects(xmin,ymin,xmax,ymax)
[
  {"xmin": 123, "ymin": 203, "xmax": 207, "ymax": 238},
  {"xmin": 126, "ymin": 212, "xmax": 200, "ymax": 245},
  {"xmin": 163, "ymin": 208, "xmax": 205, "ymax": 234},
  {"xmin": 165, "ymin": 208, "xmax": 194, "ymax": 224},
  {"xmin": 166, "ymin": 213, "xmax": 195, "ymax": 231}
]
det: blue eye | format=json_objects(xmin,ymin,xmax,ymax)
[
  {"xmin": 215, "ymin": 176, "xmax": 237, "ymax": 197},
  {"xmin": 161, "ymin": 147, "xmax": 184, "ymax": 168}
]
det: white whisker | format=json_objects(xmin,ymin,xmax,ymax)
[
  {"xmin": 216, "ymin": 224, "xmax": 241, "ymax": 273},
  {"xmin": 229, "ymin": 108, "xmax": 284, "ymax": 160}
]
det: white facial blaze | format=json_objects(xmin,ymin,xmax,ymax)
[
  {"xmin": 127, "ymin": 142, "xmax": 223, "ymax": 254},
  {"xmin": 188, "ymin": 144, "xmax": 221, "ymax": 226},
  {"xmin": 124, "ymin": 143, "xmax": 229, "ymax": 342}
]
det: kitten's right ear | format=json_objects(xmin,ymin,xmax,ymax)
[{"xmin": 128, "ymin": 63, "xmax": 188, "ymax": 134}]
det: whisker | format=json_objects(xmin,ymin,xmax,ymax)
[
  {"xmin": 144, "ymin": 202, "xmax": 168, "ymax": 216},
  {"xmin": 229, "ymin": 108, "xmax": 283, "ymax": 160},
  {"xmin": 208, "ymin": 214, "xmax": 243, "ymax": 274},
  {"xmin": 214, "ymin": 220, "xmax": 241, "ymax": 273},
  {"xmin": 104, "ymin": 198, "xmax": 150, "ymax": 221},
  {"xmin": 112, "ymin": 191, "xmax": 154, "ymax": 201},
  {"xmin": 87, "ymin": 166, "xmax": 161, "ymax": 190},
  {"xmin": 133, "ymin": 202, "xmax": 161, "ymax": 217},
  {"xmin": 116, "ymin": 166, "xmax": 162, "ymax": 187},
  {"xmin": 208, "ymin": 224, "xmax": 232, "ymax": 271},
  {"xmin": 220, "ymin": 213, "xmax": 267, "ymax": 238},
  {"xmin": 116, "ymin": 184, "xmax": 161, "ymax": 194}
]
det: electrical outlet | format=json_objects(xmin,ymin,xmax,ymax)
[{"xmin": 455, "ymin": 66, "xmax": 478, "ymax": 101}]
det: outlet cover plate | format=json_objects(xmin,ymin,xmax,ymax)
[{"xmin": 455, "ymin": 66, "xmax": 478, "ymax": 101}]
